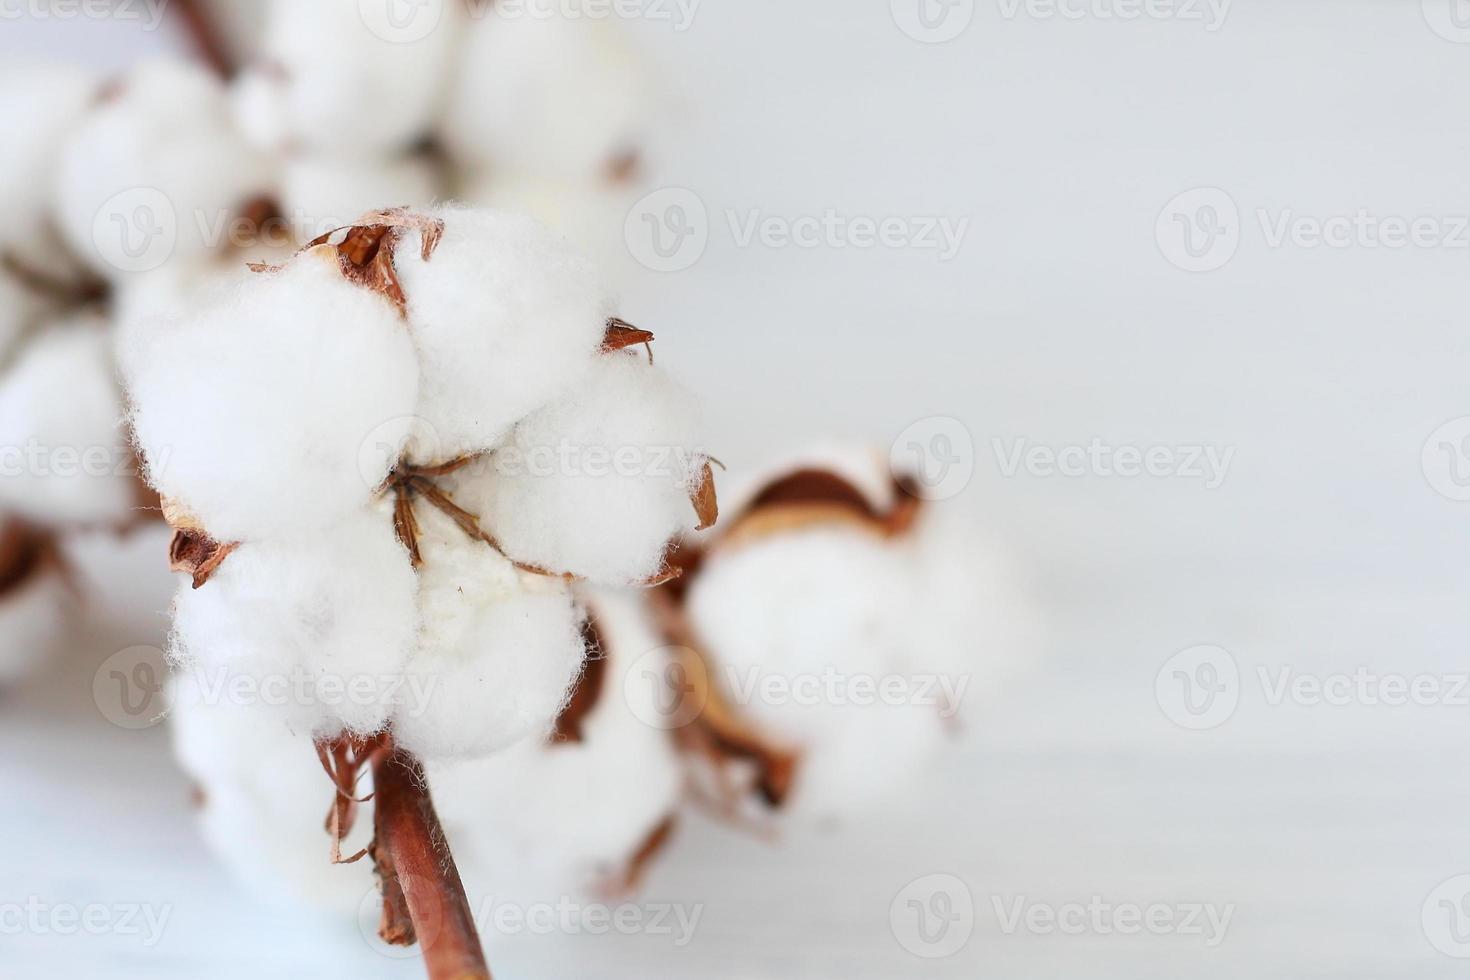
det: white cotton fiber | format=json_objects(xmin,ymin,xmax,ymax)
[
  {"xmin": 0, "ymin": 315, "xmax": 138, "ymax": 528},
  {"xmin": 391, "ymin": 506, "xmax": 586, "ymax": 761},
  {"xmin": 432, "ymin": 588, "xmax": 683, "ymax": 896},
  {"xmin": 170, "ymin": 507, "xmax": 420, "ymax": 739},
  {"xmin": 441, "ymin": 7, "xmax": 653, "ymax": 181},
  {"xmin": 255, "ymin": 0, "xmax": 459, "ymax": 156},
  {"xmin": 0, "ymin": 557, "xmax": 70, "ymax": 685},
  {"xmin": 462, "ymin": 169, "xmax": 639, "ymax": 284},
  {"xmin": 0, "ymin": 62, "xmax": 96, "ymax": 274},
  {"xmin": 53, "ymin": 59, "xmax": 271, "ymax": 279},
  {"xmin": 122, "ymin": 254, "xmax": 420, "ymax": 542},
  {"xmin": 169, "ymin": 677, "xmax": 375, "ymax": 913},
  {"xmin": 454, "ymin": 352, "xmax": 707, "ymax": 585},
  {"xmin": 281, "ymin": 154, "xmax": 440, "ymax": 242},
  {"xmin": 685, "ymin": 524, "xmax": 946, "ymax": 819},
  {"xmin": 393, "ymin": 205, "xmax": 610, "ymax": 459}
]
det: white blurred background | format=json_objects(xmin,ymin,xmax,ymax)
[{"xmin": 5, "ymin": 0, "xmax": 1470, "ymax": 977}]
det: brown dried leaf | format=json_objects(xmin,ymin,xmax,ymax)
[
  {"xmin": 168, "ymin": 528, "xmax": 239, "ymax": 590},
  {"xmin": 690, "ymin": 460, "xmax": 719, "ymax": 531},
  {"xmin": 602, "ymin": 317, "xmax": 656, "ymax": 361}
]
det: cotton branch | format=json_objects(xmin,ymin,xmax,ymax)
[{"xmin": 369, "ymin": 746, "xmax": 491, "ymax": 980}]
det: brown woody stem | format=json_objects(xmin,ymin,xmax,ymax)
[
  {"xmin": 370, "ymin": 747, "xmax": 492, "ymax": 980},
  {"xmin": 169, "ymin": 0, "xmax": 236, "ymax": 78}
]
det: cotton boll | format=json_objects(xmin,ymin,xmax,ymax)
[
  {"xmin": 0, "ymin": 315, "xmax": 138, "ymax": 528},
  {"xmin": 256, "ymin": 0, "xmax": 459, "ymax": 156},
  {"xmin": 390, "ymin": 506, "xmax": 586, "ymax": 761},
  {"xmin": 0, "ymin": 273, "xmax": 49, "ymax": 366},
  {"xmin": 0, "ymin": 62, "xmax": 96, "ymax": 274},
  {"xmin": 122, "ymin": 255, "xmax": 420, "ymax": 542},
  {"xmin": 462, "ymin": 169, "xmax": 639, "ymax": 285},
  {"xmin": 170, "ymin": 507, "xmax": 420, "ymax": 738},
  {"xmin": 0, "ymin": 556, "xmax": 70, "ymax": 685},
  {"xmin": 281, "ymin": 154, "xmax": 441, "ymax": 242},
  {"xmin": 53, "ymin": 59, "xmax": 271, "ymax": 280},
  {"xmin": 717, "ymin": 443, "xmax": 899, "ymax": 526},
  {"xmin": 393, "ymin": 206, "xmax": 609, "ymax": 459},
  {"xmin": 685, "ymin": 525, "xmax": 947, "ymax": 819},
  {"xmin": 442, "ymin": 7, "xmax": 653, "ymax": 181},
  {"xmin": 169, "ymin": 678, "xmax": 374, "ymax": 913},
  {"xmin": 433, "ymin": 588, "xmax": 682, "ymax": 896}
]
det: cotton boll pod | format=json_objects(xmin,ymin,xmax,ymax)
[
  {"xmin": 250, "ymin": 0, "xmax": 460, "ymax": 156},
  {"xmin": 169, "ymin": 677, "xmax": 374, "ymax": 913},
  {"xmin": 392, "ymin": 205, "xmax": 610, "ymax": 459},
  {"xmin": 0, "ymin": 62, "xmax": 97, "ymax": 277},
  {"xmin": 433, "ymin": 588, "xmax": 683, "ymax": 898},
  {"xmin": 280, "ymin": 153, "xmax": 441, "ymax": 243},
  {"xmin": 53, "ymin": 59, "xmax": 272, "ymax": 280},
  {"xmin": 0, "ymin": 314, "xmax": 139, "ymax": 528},
  {"xmin": 441, "ymin": 5, "xmax": 654, "ymax": 182},
  {"xmin": 453, "ymin": 351, "xmax": 711, "ymax": 586},
  {"xmin": 122, "ymin": 253, "xmax": 420, "ymax": 542},
  {"xmin": 0, "ymin": 519, "xmax": 71, "ymax": 685},
  {"xmin": 170, "ymin": 507, "xmax": 420, "ymax": 739},
  {"xmin": 390, "ymin": 505, "xmax": 587, "ymax": 761}
]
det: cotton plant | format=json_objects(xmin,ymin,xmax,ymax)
[
  {"xmin": 124, "ymin": 204, "xmax": 716, "ymax": 978},
  {"xmin": 653, "ymin": 445, "xmax": 1036, "ymax": 823}
]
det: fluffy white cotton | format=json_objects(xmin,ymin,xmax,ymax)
[
  {"xmin": 281, "ymin": 154, "xmax": 440, "ymax": 242},
  {"xmin": 391, "ymin": 506, "xmax": 586, "ymax": 760},
  {"xmin": 0, "ymin": 556, "xmax": 70, "ymax": 685},
  {"xmin": 685, "ymin": 524, "xmax": 946, "ymax": 819},
  {"xmin": 123, "ymin": 254, "xmax": 420, "ymax": 542},
  {"xmin": 462, "ymin": 169, "xmax": 639, "ymax": 284},
  {"xmin": 0, "ymin": 62, "xmax": 96, "ymax": 274},
  {"xmin": 170, "ymin": 507, "xmax": 420, "ymax": 738},
  {"xmin": 0, "ymin": 315, "xmax": 138, "ymax": 527},
  {"xmin": 169, "ymin": 678, "xmax": 375, "ymax": 913},
  {"xmin": 393, "ymin": 205, "xmax": 609, "ymax": 459},
  {"xmin": 53, "ymin": 59, "xmax": 271, "ymax": 279},
  {"xmin": 252, "ymin": 0, "xmax": 459, "ymax": 156},
  {"xmin": 442, "ymin": 7, "xmax": 653, "ymax": 181},
  {"xmin": 432, "ymin": 588, "xmax": 683, "ymax": 896},
  {"xmin": 456, "ymin": 352, "xmax": 706, "ymax": 585}
]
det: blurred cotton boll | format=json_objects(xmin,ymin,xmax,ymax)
[
  {"xmin": 52, "ymin": 59, "xmax": 272, "ymax": 280},
  {"xmin": 168, "ymin": 677, "xmax": 375, "ymax": 915},
  {"xmin": 279, "ymin": 153, "xmax": 442, "ymax": 241},
  {"xmin": 245, "ymin": 0, "xmax": 461, "ymax": 157},
  {"xmin": 432, "ymin": 588, "xmax": 684, "ymax": 901},
  {"xmin": 0, "ymin": 314, "xmax": 139, "ymax": 529},
  {"xmin": 441, "ymin": 4, "xmax": 655, "ymax": 183},
  {"xmin": 0, "ymin": 534, "xmax": 71, "ymax": 686},
  {"xmin": 0, "ymin": 61, "xmax": 98, "ymax": 278}
]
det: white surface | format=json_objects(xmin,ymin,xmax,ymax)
[{"xmin": 5, "ymin": 1, "xmax": 1470, "ymax": 977}]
